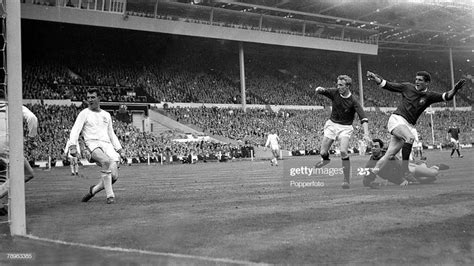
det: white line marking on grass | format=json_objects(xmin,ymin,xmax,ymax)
[{"xmin": 24, "ymin": 234, "xmax": 265, "ymax": 265}]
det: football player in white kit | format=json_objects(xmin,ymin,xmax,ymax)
[
  {"xmin": 265, "ymin": 129, "xmax": 280, "ymax": 166},
  {"xmin": 65, "ymin": 146, "xmax": 79, "ymax": 176},
  {"xmin": 65, "ymin": 88, "xmax": 125, "ymax": 204},
  {"xmin": 0, "ymin": 104, "xmax": 38, "ymax": 215}
]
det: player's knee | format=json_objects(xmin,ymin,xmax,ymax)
[{"xmin": 405, "ymin": 135, "xmax": 415, "ymax": 144}]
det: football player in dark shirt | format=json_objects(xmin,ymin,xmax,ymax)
[
  {"xmin": 314, "ymin": 75, "xmax": 370, "ymax": 189},
  {"xmin": 366, "ymin": 70, "xmax": 465, "ymax": 186},
  {"xmin": 362, "ymin": 139, "xmax": 449, "ymax": 188},
  {"xmin": 447, "ymin": 123, "xmax": 463, "ymax": 158}
]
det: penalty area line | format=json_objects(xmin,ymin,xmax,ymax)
[{"xmin": 23, "ymin": 234, "xmax": 263, "ymax": 265}]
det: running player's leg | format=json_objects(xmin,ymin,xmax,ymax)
[
  {"xmin": 90, "ymin": 148, "xmax": 116, "ymax": 202},
  {"xmin": 455, "ymin": 141, "xmax": 463, "ymax": 157},
  {"xmin": 373, "ymin": 135, "xmax": 404, "ymax": 176},
  {"xmin": 316, "ymin": 137, "xmax": 334, "ymax": 168},
  {"xmin": 272, "ymin": 148, "xmax": 279, "ymax": 166},
  {"xmin": 391, "ymin": 125, "xmax": 415, "ymax": 177},
  {"xmin": 411, "ymin": 162, "xmax": 438, "ymax": 184},
  {"xmin": 73, "ymin": 157, "xmax": 79, "ymax": 175},
  {"xmin": 316, "ymin": 121, "xmax": 335, "ymax": 168},
  {"xmin": 69, "ymin": 157, "xmax": 75, "ymax": 175},
  {"xmin": 339, "ymin": 136, "xmax": 351, "ymax": 189},
  {"xmin": 450, "ymin": 140, "xmax": 456, "ymax": 157}
]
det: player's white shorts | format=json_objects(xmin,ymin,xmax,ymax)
[
  {"xmin": 387, "ymin": 114, "xmax": 417, "ymax": 137},
  {"xmin": 270, "ymin": 144, "xmax": 280, "ymax": 151},
  {"xmin": 450, "ymin": 138, "xmax": 459, "ymax": 145},
  {"xmin": 323, "ymin": 120, "xmax": 353, "ymax": 140},
  {"xmin": 68, "ymin": 155, "xmax": 78, "ymax": 164},
  {"xmin": 86, "ymin": 140, "xmax": 120, "ymax": 162}
]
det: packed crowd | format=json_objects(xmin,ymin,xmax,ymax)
[
  {"xmin": 22, "ymin": 104, "xmax": 249, "ymax": 164},
  {"xmin": 19, "ymin": 102, "xmax": 472, "ymax": 164},
  {"xmin": 22, "ymin": 21, "xmax": 472, "ymax": 108},
  {"xmin": 166, "ymin": 106, "xmax": 473, "ymax": 153}
]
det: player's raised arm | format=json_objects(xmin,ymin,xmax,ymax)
[
  {"xmin": 367, "ymin": 71, "xmax": 405, "ymax": 93},
  {"xmin": 315, "ymin": 86, "xmax": 326, "ymax": 94},
  {"xmin": 22, "ymin": 106, "xmax": 38, "ymax": 138},
  {"xmin": 444, "ymin": 79, "xmax": 466, "ymax": 101}
]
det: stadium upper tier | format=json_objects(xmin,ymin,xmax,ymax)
[{"xmin": 21, "ymin": 21, "xmax": 472, "ymax": 107}]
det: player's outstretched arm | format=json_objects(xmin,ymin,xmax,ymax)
[
  {"xmin": 366, "ymin": 71, "xmax": 383, "ymax": 85},
  {"xmin": 445, "ymin": 79, "xmax": 466, "ymax": 101},
  {"xmin": 315, "ymin": 86, "xmax": 326, "ymax": 94}
]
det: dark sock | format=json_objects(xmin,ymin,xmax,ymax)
[
  {"xmin": 456, "ymin": 149, "xmax": 461, "ymax": 156},
  {"xmin": 342, "ymin": 157, "xmax": 350, "ymax": 183},
  {"xmin": 451, "ymin": 149, "xmax": 455, "ymax": 156},
  {"xmin": 321, "ymin": 153, "xmax": 330, "ymax": 162},
  {"xmin": 402, "ymin": 143, "xmax": 413, "ymax": 173}
]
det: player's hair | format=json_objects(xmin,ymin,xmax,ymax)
[
  {"xmin": 416, "ymin": 71, "xmax": 431, "ymax": 82},
  {"xmin": 87, "ymin": 87, "xmax": 100, "ymax": 96},
  {"xmin": 337, "ymin": 75, "xmax": 352, "ymax": 87},
  {"xmin": 372, "ymin": 138, "xmax": 384, "ymax": 148}
]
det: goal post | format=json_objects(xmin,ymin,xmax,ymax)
[{"xmin": 5, "ymin": 0, "xmax": 26, "ymax": 236}]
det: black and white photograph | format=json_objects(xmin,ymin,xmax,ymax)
[{"xmin": 1, "ymin": 0, "xmax": 473, "ymax": 264}]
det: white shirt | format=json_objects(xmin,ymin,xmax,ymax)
[
  {"xmin": 0, "ymin": 104, "xmax": 38, "ymax": 138},
  {"xmin": 265, "ymin": 133, "xmax": 280, "ymax": 148},
  {"xmin": 65, "ymin": 108, "xmax": 122, "ymax": 155}
]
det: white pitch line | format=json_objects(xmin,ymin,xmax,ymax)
[{"xmin": 23, "ymin": 234, "xmax": 265, "ymax": 265}]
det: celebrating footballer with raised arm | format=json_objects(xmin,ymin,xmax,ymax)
[
  {"xmin": 366, "ymin": 70, "xmax": 466, "ymax": 186},
  {"xmin": 65, "ymin": 88, "xmax": 125, "ymax": 204},
  {"xmin": 314, "ymin": 75, "xmax": 370, "ymax": 189}
]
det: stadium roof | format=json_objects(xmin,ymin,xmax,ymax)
[{"xmin": 163, "ymin": 0, "xmax": 473, "ymax": 52}]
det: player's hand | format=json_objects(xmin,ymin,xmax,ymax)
[
  {"xmin": 454, "ymin": 79, "xmax": 466, "ymax": 92},
  {"xmin": 366, "ymin": 71, "xmax": 382, "ymax": 84},
  {"xmin": 315, "ymin": 86, "xmax": 325, "ymax": 93},
  {"xmin": 117, "ymin": 149, "xmax": 127, "ymax": 161},
  {"xmin": 69, "ymin": 145, "xmax": 78, "ymax": 157},
  {"xmin": 400, "ymin": 180, "xmax": 409, "ymax": 187}
]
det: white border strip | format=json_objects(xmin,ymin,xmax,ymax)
[{"xmin": 24, "ymin": 234, "xmax": 264, "ymax": 265}]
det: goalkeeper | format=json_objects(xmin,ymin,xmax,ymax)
[
  {"xmin": 362, "ymin": 139, "xmax": 449, "ymax": 188},
  {"xmin": 65, "ymin": 88, "xmax": 125, "ymax": 204}
]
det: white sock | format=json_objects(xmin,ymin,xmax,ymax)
[
  {"xmin": 91, "ymin": 180, "xmax": 103, "ymax": 195},
  {"xmin": 101, "ymin": 171, "xmax": 114, "ymax": 199}
]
